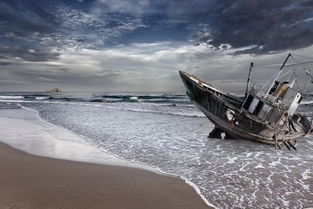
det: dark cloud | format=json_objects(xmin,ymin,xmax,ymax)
[
  {"xmin": 2, "ymin": 47, "xmax": 59, "ymax": 62},
  {"xmin": 193, "ymin": 0, "xmax": 313, "ymax": 54},
  {"xmin": 0, "ymin": 0, "xmax": 148, "ymax": 62},
  {"xmin": 0, "ymin": 0, "xmax": 59, "ymax": 32},
  {"xmin": 2, "ymin": 0, "xmax": 313, "ymax": 59},
  {"xmin": 0, "ymin": 0, "xmax": 61, "ymax": 61},
  {"xmin": 0, "ymin": 62, "xmax": 12, "ymax": 66},
  {"xmin": 91, "ymin": 0, "xmax": 313, "ymax": 53}
]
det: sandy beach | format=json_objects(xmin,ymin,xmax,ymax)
[{"xmin": 0, "ymin": 142, "xmax": 210, "ymax": 209}]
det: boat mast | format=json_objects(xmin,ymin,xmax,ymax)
[
  {"xmin": 245, "ymin": 62, "xmax": 254, "ymax": 98},
  {"xmin": 265, "ymin": 53, "xmax": 291, "ymax": 96}
]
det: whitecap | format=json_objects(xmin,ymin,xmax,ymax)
[{"xmin": 0, "ymin": 95, "xmax": 24, "ymax": 100}]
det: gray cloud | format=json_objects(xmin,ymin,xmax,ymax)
[
  {"xmin": 3, "ymin": 0, "xmax": 312, "ymax": 60},
  {"xmin": 0, "ymin": 0, "xmax": 146, "ymax": 62},
  {"xmin": 0, "ymin": 0, "xmax": 61, "ymax": 61},
  {"xmin": 193, "ymin": 0, "xmax": 313, "ymax": 54},
  {"xmin": 56, "ymin": 5, "xmax": 146, "ymax": 48},
  {"xmin": 92, "ymin": 0, "xmax": 151, "ymax": 16},
  {"xmin": 93, "ymin": 0, "xmax": 216, "ymax": 18},
  {"xmin": 91, "ymin": 0, "xmax": 313, "ymax": 54},
  {"xmin": 0, "ymin": 0, "xmax": 59, "ymax": 32},
  {"xmin": 1, "ymin": 0, "xmax": 313, "ymax": 92},
  {"xmin": 1, "ymin": 41, "xmax": 313, "ymax": 92}
]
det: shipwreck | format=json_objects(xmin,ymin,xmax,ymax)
[{"xmin": 179, "ymin": 53, "xmax": 313, "ymax": 149}]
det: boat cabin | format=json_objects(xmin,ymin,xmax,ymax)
[{"xmin": 242, "ymin": 79, "xmax": 302, "ymax": 126}]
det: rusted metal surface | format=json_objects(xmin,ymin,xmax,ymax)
[{"xmin": 179, "ymin": 71, "xmax": 312, "ymax": 146}]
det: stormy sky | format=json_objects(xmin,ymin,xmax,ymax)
[{"xmin": 1, "ymin": 0, "xmax": 313, "ymax": 92}]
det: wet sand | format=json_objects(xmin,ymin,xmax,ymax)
[{"xmin": 0, "ymin": 142, "xmax": 211, "ymax": 209}]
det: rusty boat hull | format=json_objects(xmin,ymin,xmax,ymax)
[{"xmin": 179, "ymin": 71, "xmax": 312, "ymax": 146}]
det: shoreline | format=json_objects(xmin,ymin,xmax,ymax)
[
  {"xmin": 0, "ymin": 141, "xmax": 211, "ymax": 209},
  {"xmin": 0, "ymin": 108, "xmax": 157, "ymax": 171},
  {"xmin": 21, "ymin": 105, "xmax": 216, "ymax": 208},
  {"xmin": 0, "ymin": 107, "xmax": 212, "ymax": 208}
]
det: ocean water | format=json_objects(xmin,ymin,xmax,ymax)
[{"xmin": 0, "ymin": 91, "xmax": 312, "ymax": 208}]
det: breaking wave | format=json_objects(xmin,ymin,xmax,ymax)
[{"xmin": 0, "ymin": 96, "xmax": 25, "ymax": 100}]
